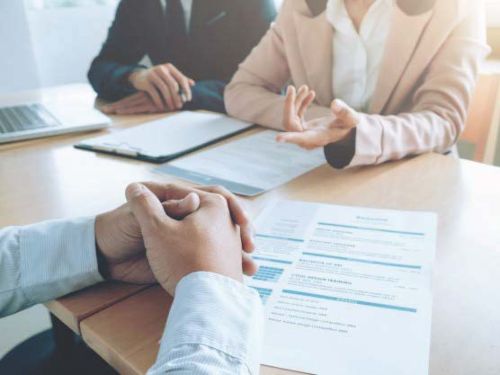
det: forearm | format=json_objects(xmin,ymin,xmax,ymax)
[
  {"xmin": 148, "ymin": 272, "xmax": 263, "ymax": 375},
  {"xmin": 88, "ymin": 59, "xmax": 144, "ymax": 101},
  {"xmin": 184, "ymin": 80, "xmax": 227, "ymax": 114},
  {"xmin": 0, "ymin": 218, "xmax": 103, "ymax": 317},
  {"xmin": 324, "ymin": 94, "xmax": 474, "ymax": 168},
  {"xmin": 327, "ymin": 2, "xmax": 490, "ymax": 169},
  {"xmin": 226, "ymin": 70, "xmax": 331, "ymax": 130},
  {"xmin": 334, "ymin": 109, "xmax": 462, "ymax": 168}
]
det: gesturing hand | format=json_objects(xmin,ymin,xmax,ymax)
[
  {"xmin": 126, "ymin": 183, "xmax": 257, "ymax": 295},
  {"xmin": 276, "ymin": 86, "xmax": 359, "ymax": 150},
  {"xmin": 128, "ymin": 63, "xmax": 195, "ymax": 112},
  {"xmin": 101, "ymin": 92, "xmax": 163, "ymax": 115}
]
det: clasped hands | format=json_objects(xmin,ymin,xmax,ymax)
[
  {"xmin": 276, "ymin": 85, "xmax": 359, "ymax": 149},
  {"xmin": 95, "ymin": 182, "xmax": 257, "ymax": 296}
]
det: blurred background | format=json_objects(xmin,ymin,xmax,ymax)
[
  {"xmin": 0, "ymin": 0, "xmax": 498, "ymax": 94},
  {"xmin": 0, "ymin": 0, "xmax": 499, "ymax": 360},
  {"xmin": 0, "ymin": 0, "xmax": 285, "ymax": 94}
]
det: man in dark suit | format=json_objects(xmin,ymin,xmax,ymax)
[{"xmin": 89, "ymin": 0, "xmax": 276, "ymax": 114}]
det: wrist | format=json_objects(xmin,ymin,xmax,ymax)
[
  {"xmin": 128, "ymin": 69, "xmax": 143, "ymax": 87},
  {"xmin": 95, "ymin": 213, "xmax": 112, "ymax": 279},
  {"xmin": 95, "ymin": 244, "xmax": 111, "ymax": 279}
]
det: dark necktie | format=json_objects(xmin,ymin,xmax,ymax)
[{"xmin": 165, "ymin": 0, "xmax": 190, "ymax": 71}]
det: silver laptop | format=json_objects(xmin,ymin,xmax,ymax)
[{"xmin": 0, "ymin": 102, "xmax": 110, "ymax": 144}]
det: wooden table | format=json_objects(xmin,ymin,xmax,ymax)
[{"xmin": 1, "ymin": 84, "xmax": 500, "ymax": 375}]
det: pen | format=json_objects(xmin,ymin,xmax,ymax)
[
  {"xmin": 206, "ymin": 11, "xmax": 227, "ymax": 26},
  {"xmin": 179, "ymin": 88, "xmax": 188, "ymax": 103}
]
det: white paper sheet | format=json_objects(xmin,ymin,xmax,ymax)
[
  {"xmin": 76, "ymin": 111, "xmax": 252, "ymax": 161},
  {"xmin": 247, "ymin": 200, "xmax": 437, "ymax": 375},
  {"xmin": 156, "ymin": 130, "xmax": 326, "ymax": 196}
]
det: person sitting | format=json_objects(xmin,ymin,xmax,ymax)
[
  {"xmin": 225, "ymin": 0, "xmax": 490, "ymax": 168},
  {"xmin": 0, "ymin": 183, "xmax": 263, "ymax": 375},
  {"xmin": 89, "ymin": 0, "xmax": 276, "ymax": 114}
]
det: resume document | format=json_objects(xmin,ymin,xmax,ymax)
[{"xmin": 247, "ymin": 200, "xmax": 437, "ymax": 375}]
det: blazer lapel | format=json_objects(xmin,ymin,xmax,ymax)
[
  {"xmin": 370, "ymin": 6, "xmax": 433, "ymax": 114},
  {"xmin": 293, "ymin": 10, "xmax": 333, "ymax": 106}
]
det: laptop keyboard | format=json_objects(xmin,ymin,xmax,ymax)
[{"xmin": 0, "ymin": 104, "xmax": 61, "ymax": 134}]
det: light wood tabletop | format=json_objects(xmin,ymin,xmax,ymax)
[{"xmin": 1, "ymin": 84, "xmax": 500, "ymax": 375}]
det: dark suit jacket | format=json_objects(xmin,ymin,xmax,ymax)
[{"xmin": 88, "ymin": 0, "xmax": 276, "ymax": 113}]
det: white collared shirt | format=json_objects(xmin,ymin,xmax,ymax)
[
  {"xmin": 0, "ymin": 218, "xmax": 263, "ymax": 375},
  {"xmin": 160, "ymin": 0, "xmax": 193, "ymax": 30},
  {"xmin": 326, "ymin": 0, "xmax": 393, "ymax": 112}
]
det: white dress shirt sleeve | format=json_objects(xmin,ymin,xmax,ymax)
[
  {"xmin": 148, "ymin": 272, "xmax": 264, "ymax": 375},
  {"xmin": 0, "ymin": 219, "xmax": 264, "ymax": 374},
  {"xmin": 0, "ymin": 217, "xmax": 103, "ymax": 317}
]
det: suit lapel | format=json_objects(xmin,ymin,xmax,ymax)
[
  {"xmin": 293, "ymin": 10, "xmax": 333, "ymax": 107},
  {"xmin": 370, "ymin": 6, "xmax": 433, "ymax": 113}
]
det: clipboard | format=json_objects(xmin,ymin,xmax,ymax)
[{"xmin": 75, "ymin": 111, "xmax": 253, "ymax": 163}]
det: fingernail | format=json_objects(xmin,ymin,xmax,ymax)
[
  {"xmin": 249, "ymin": 225, "xmax": 256, "ymax": 239},
  {"xmin": 186, "ymin": 192, "xmax": 201, "ymax": 207},
  {"xmin": 127, "ymin": 183, "xmax": 146, "ymax": 198}
]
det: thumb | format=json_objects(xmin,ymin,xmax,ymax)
[
  {"xmin": 125, "ymin": 183, "xmax": 168, "ymax": 231},
  {"xmin": 331, "ymin": 99, "xmax": 359, "ymax": 128},
  {"xmin": 162, "ymin": 192, "xmax": 201, "ymax": 220}
]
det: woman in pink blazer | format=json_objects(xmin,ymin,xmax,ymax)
[{"xmin": 225, "ymin": 0, "xmax": 490, "ymax": 168}]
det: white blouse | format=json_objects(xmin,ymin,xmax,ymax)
[{"xmin": 326, "ymin": 0, "xmax": 393, "ymax": 112}]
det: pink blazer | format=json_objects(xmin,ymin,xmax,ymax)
[{"xmin": 225, "ymin": 0, "xmax": 490, "ymax": 168}]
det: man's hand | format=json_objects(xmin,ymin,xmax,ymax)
[
  {"xmin": 94, "ymin": 183, "xmax": 255, "ymax": 285},
  {"xmin": 126, "ymin": 183, "xmax": 258, "ymax": 295},
  {"xmin": 95, "ymin": 192, "xmax": 200, "ymax": 283},
  {"xmin": 101, "ymin": 92, "xmax": 162, "ymax": 115},
  {"xmin": 276, "ymin": 86, "xmax": 358, "ymax": 150},
  {"xmin": 128, "ymin": 64, "xmax": 195, "ymax": 112}
]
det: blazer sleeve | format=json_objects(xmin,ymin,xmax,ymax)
[
  {"xmin": 184, "ymin": 80, "xmax": 227, "ymax": 114},
  {"xmin": 88, "ymin": 0, "xmax": 148, "ymax": 101},
  {"xmin": 326, "ymin": 3, "xmax": 491, "ymax": 168},
  {"xmin": 225, "ymin": 1, "xmax": 331, "ymax": 130}
]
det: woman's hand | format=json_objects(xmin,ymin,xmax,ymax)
[{"xmin": 276, "ymin": 86, "xmax": 359, "ymax": 150}]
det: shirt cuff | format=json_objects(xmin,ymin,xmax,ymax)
[
  {"xmin": 19, "ymin": 217, "xmax": 104, "ymax": 305},
  {"xmin": 349, "ymin": 113, "xmax": 384, "ymax": 167},
  {"xmin": 158, "ymin": 272, "xmax": 264, "ymax": 374},
  {"xmin": 323, "ymin": 128, "xmax": 357, "ymax": 169}
]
